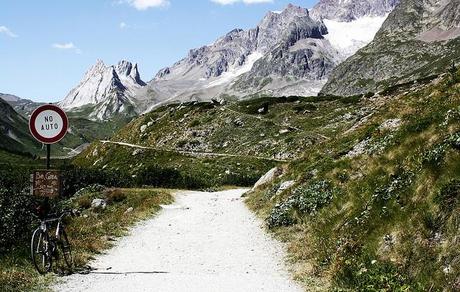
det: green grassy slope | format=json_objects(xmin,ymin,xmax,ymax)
[
  {"xmin": 73, "ymin": 92, "xmax": 379, "ymax": 188},
  {"xmin": 246, "ymin": 70, "xmax": 460, "ymax": 290}
]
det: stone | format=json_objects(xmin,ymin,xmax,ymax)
[
  {"xmin": 276, "ymin": 180, "xmax": 295, "ymax": 195},
  {"xmin": 91, "ymin": 198, "xmax": 107, "ymax": 209},
  {"xmin": 252, "ymin": 167, "xmax": 283, "ymax": 190}
]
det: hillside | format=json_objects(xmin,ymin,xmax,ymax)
[
  {"xmin": 74, "ymin": 88, "xmax": 384, "ymax": 188},
  {"xmin": 246, "ymin": 69, "xmax": 460, "ymax": 290},
  {"xmin": 0, "ymin": 97, "xmax": 41, "ymax": 154},
  {"xmin": 321, "ymin": 0, "xmax": 460, "ymax": 96},
  {"xmin": 74, "ymin": 66, "xmax": 460, "ymax": 289}
]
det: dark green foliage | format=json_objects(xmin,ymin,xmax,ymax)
[
  {"xmin": 61, "ymin": 165, "xmax": 132, "ymax": 197},
  {"xmin": 267, "ymin": 180, "xmax": 336, "ymax": 228},
  {"xmin": 0, "ymin": 188, "xmax": 34, "ymax": 253},
  {"xmin": 136, "ymin": 165, "xmax": 191, "ymax": 188},
  {"xmin": 189, "ymin": 119, "xmax": 201, "ymax": 127},
  {"xmin": 435, "ymin": 180, "xmax": 460, "ymax": 214},
  {"xmin": 334, "ymin": 255, "xmax": 415, "ymax": 292},
  {"xmin": 104, "ymin": 188, "xmax": 127, "ymax": 204}
]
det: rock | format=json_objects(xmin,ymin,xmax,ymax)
[
  {"xmin": 140, "ymin": 125, "xmax": 147, "ymax": 133},
  {"xmin": 379, "ymin": 119, "xmax": 402, "ymax": 131},
  {"xmin": 252, "ymin": 167, "xmax": 283, "ymax": 190},
  {"xmin": 124, "ymin": 207, "xmax": 134, "ymax": 214},
  {"xmin": 258, "ymin": 106, "xmax": 268, "ymax": 114},
  {"xmin": 276, "ymin": 180, "xmax": 295, "ymax": 195},
  {"xmin": 91, "ymin": 198, "xmax": 107, "ymax": 209},
  {"xmin": 147, "ymin": 121, "xmax": 154, "ymax": 127},
  {"xmin": 233, "ymin": 118, "xmax": 245, "ymax": 127},
  {"xmin": 346, "ymin": 138, "xmax": 371, "ymax": 158},
  {"xmin": 443, "ymin": 265, "xmax": 452, "ymax": 274},
  {"xmin": 279, "ymin": 129, "xmax": 290, "ymax": 134},
  {"xmin": 132, "ymin": 149, "xmax": 145, "ymax": 156}
]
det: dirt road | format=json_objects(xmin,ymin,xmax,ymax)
[{"xmin": 54, "ymin": 189, "xmax": 302, "ymax": 292}]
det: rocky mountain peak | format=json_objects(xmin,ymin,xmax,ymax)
[
  {"xmin": 258, "ymin": 4, "xmax": 312, "ymax": 31},
  {"xmin": 310, "ymin": 0, "xmax": 400, "ymax": 22},
  {"xmin": 320, "ymin": 0, "xmax": 460, "ymax": 97},
  {"xmin": 59, "ymin": 59, "xmax": 146, "ymax": 120}
]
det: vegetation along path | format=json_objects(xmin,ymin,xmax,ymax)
[{"xmin": 54, "ymin": 189, "xmax": 302, "ymax": 292}]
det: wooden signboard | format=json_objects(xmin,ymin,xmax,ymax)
[{"xmin": 31, "ymin": 170, "xmax": 61, "ymax": 198}]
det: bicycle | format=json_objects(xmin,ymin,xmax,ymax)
[{"xmin": 31, "ymin": 209, "xmax": 74, "ymax": 274}]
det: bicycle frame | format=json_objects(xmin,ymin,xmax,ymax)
[{"xmin": 32, "ymin": 210, "xmax": 73, "ymax": 274}]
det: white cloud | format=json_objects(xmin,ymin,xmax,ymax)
[
  {"xmin": 120, "ymin": 22, "xmax": 128, "ymax": 29},
  {"xmin": 211, "ymin": 0, "xmax": 273, "ymax": 5},
  {"xmin": 122, "ymin": 0, "xmax": 170, "ymax": 10},
  {"xmin": 52, "ymin": 42, "xmax": 82, "ymax": 54},
  {"xmin": 0, "ymin": 26, "xmax": 18, "ymax": 38}
]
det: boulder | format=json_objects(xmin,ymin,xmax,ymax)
[
  {"xmin": 276, "ymin": 180, "xmax": 295, "ymax": 195},
  {"xmin": 252, "ymin": 167, "xmax": 283, "ymax": 191},
  {"xmin": 91, "ymin": 198, "xmax": 107, "ymax": 209}
]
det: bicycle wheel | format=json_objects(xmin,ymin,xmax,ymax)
[
  {"xmin": 31, "ymin": 228, "xmax": 52, "ymax": 274},
  {"xmin": 58, "ymin": 228, "xmax": 73, "ymax": 269}
]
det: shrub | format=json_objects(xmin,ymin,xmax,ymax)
[
  {"xmin": 267, "ymin": 199, "xmax": 297, "ymax": 229},
  {"xmin": 0, "ymin": 188, "xmax": 34, "ymax": 253},
  {"xmin": 447, "ymin": 132, "xmax": 460, "ymax": 150},
  {"xmin": 334, "ymin": 255, "xmax": 416, "ymax": 291},
  {"xmin": 189, "ymin": 119, "xmax": 201, "ymax": 127},
  {"xmin": 267, "ymin": 180, "xmax": 336, "ymax": 228},
  {"xmin": 76, "ymin": 196, "xmax": 92, "ymax": 209},
  {"xmin": 104, "ymin": 188, "xmax": 127, "ymax": 204},
  {"xmin": 421, "ymin": 143, "xmax": 447, "ymax": 167},
  {"xmin": 293, "ymin": 180, "xmax": 335, "ymax": 215},
  {"xmin": 136, "ymin": 165, "xmax": 183, "ymax": 188},
  {"xmin": 435, "ymin": 180, "xmax": 460, "ymax": 214}
]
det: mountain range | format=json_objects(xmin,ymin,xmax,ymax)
[
  {"xmin": 321, "ymin": 0, "xmax": 460, "ymax": 96},
  {"xmin": 47, "ymin": 0, "xmax": 401, "ymax": 120},
  {"xmin": 2, "ymin": 0, "xmax": 459, "ymax": 155}
]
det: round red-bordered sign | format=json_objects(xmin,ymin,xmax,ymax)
[{"xmin": 29, "ymin": 104, "xmax": 69, "ymax": 144}]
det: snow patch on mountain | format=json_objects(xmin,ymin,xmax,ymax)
[
  {"xmin": 207, "ymin": 51, "xmax": 264, "ymax": 88},
  {"xmin": 323, "ymin": 14, "xmax": 388, "ymax": 60}
]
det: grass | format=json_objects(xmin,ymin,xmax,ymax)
[
  {"xmin": 0, "ymin": 187, "xmax": 173, "ymax": 292},
  {"xmin": 245, "ymin": 69, "xmax": 460, "ymax": 291}
]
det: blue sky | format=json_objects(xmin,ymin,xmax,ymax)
[{"xmin": 0, "ymin": 0, "xmax": 317, "ymax": 102}]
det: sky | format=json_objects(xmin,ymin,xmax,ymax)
[{"xmin": 0, "ymin": 0, "xmax": 317, "ymax": 102}]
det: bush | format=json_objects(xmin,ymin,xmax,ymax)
[
  {"xmin": 447, "ymin": 132, "xmax": 460, "ymax": 150},
  {"xmin": 0, "ymin": 188, "xmax": 34, "ymax": 253},
  {"xmin": 435, "ymin": 180, "xmax": 460, "ymax": 214},
  {"xmin": 136, "ymin": 165, "xmax": 184, "ymax": 188},
  {"xmin": 61, "ymin": 166, "xmax": 132, "ymax": 197},
  {"xmin": 189, "ymin": 119, "xmax": 201, "ymax": 127},
  {"xmin": 421, "ymin": 144, "xmax": 447, "ymax": 167},
  {"xmin": 104, "ymin": 188, "xmax": 127, "ymax": 204},
  {"xmin": 267, "ymin": 180, "xmax": 336, "ymax": 228},
  {"xmin": 334, "ymin": 255, "xmax": 415, "ymax": 291},
  {"xmin": 76, "ymin": 196, "xmax": 92, "ymax": 209}
]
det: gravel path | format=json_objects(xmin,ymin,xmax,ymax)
[{"xmin": 54, "ymin": 189, "xmax": 302, "ymax": 292}]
